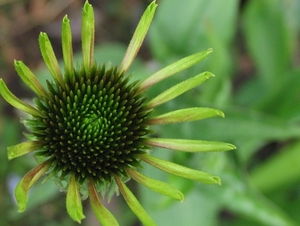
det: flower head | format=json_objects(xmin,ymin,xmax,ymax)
[{"xmin": 0, "ymin": 1, "xmax": 235, "ymax": 225}]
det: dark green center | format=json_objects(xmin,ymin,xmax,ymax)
[{"xmin": 31, "ymin": 65, "xmax": 151, "ymax": 183}]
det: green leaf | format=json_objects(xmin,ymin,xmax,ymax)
[
  {"xmin": 140, "ymin": 154, "xmax": 221, "ymax": 185},
  {"xmin": 146, "ymin": 72, "xmax": 214, "ymax": 108},
  {"xmin": 66, "ymin": 174, "xmax": 85, "ymax": 223},
  {"xmin": 127, "ymin": 168, "xmax": 184, "ymax": 201},
  {"xmin": 145, "ymin": 138, "xmax": 235, "ymax": 152},
  {"xmin": 62, "ymin": 15, "xmax": 74, "ymax": 76},
  {"xmin": 115, "ymin": 176, "xmax": 156, "ymax": 226},
  {"xmin": 147, "ymin": 107, "xmax": 224, "ymax": 125},
  {"xmin": 7, "ymin": 141, "xmax": 45, "ymax": 160},
  {"xmin": 120, "ymin": 1, "xmax": 157, "ymax": 72}
]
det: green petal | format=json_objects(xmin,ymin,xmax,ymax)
[
  {"xmin": 14, "ymin": 61, "xmax": 48, "ymax": 98},
  {"xmin": 88, "ymin": 180, "xmax": 119, "ymax": 226},
  {"xmin": 120, "ymin": 1, "xmax": 157, "ymax": 72},
  {"xmin": 140, "ymin": 48, "xmax": 213, "ymax": 91},
  {"xmin": 8, "ymin": 141, "xmax": 45, "ymax": 160},
  {"xmin": 0, "ymin": 79, "xmax": 44, "ymax": 118},
  {"xmin": 127, "ymin": 168, "xmax": 184, "ymax": 201},
  {"xmin": 140, "ymin": 155, "xmax": 221, "ymax": 185},
  {"xmin": 39, "ymin": 32, "xmax": 64, "ymax": 86},
  {"xmin": 62, "ymin": 15, "xmax": 74, "ymax": 76},
  {"xmin": 145, "ymin": 138, "xmax": 236, "ymax": 152},
  {"xmin": 147, "ymin": 107, "xmax": 224, "ymax": 125},
  {"xmin": 82, "ymin": 1, "xmax": 95, "ymax": 73},
  {"xmin": 66, "ymin": 174, "xmax": 85, "ymax": 223},
  {"xmin": 115, "ymin": 176, "xmax": 156, "ymax": 226},
  {"xmin": 146, "ymin": 72, "xmax": 214, "ymax": 108},
  {"xmin": 15, "ymin": 160, "xmax": 51, "ymax": 212}
]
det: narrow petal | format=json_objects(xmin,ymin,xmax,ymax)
[
  {"xmin": 120, "ymin": 1, "xmax": 157, "ymax": 72},
  {"xmin": 115, "ymin": 176, "xmax": 156, "ymax": 226},
  {"xmin": 147, "ymin": 107, "xmax": 224, "ymax": 125},
  {"xmin": 15, "ymin": 160, "xmax": 51, "ymax": 212},
  {"xmin": 39, "ymin": 32, "xmax": 64, "ymax": 86},
  {"xmin": 8, "ymin": 141, "xmax": 46, "ymax": 160},
  {"xmin": 62, "ymin": 15, "xmax": 74, "ymax": 76},
  {"xmin": 14, "ymin": 61, "xmax": 48, "ymax": 98},
  {"xmin": 146, "ymin": 72, "xmax": 214, "ymax": 108},
  {"xmin": 145, "ymin": 138, "xmax": 236, "ymax": 152},
  {"xmin": 88, "ymin": 180, "xmax": 119, "ymax": 226},
  {"xmin": 66, "ymin": 174, "xmax": 85, "ymax": 223},
  {"xmin": 82, "ymin": 1, "xmax": 94, "ymax": 73},
  {"xmin": 140, "ymin": 48, "xmax": 213, "ymax": 91},
  {"xmin": 0, "ymin": 79, "xmax": 44, "ymax": 118},
  {"xmin": 140, "ymin": 154, "xmax": 221, "ymax": 185},
  {"xmin": 127, "ymin": 168, "xmax": 184, "ymax": 201}
]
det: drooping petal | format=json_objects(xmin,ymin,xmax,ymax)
[
  {"xmin": 82, "ymin": 1, "xmax": 95, "ymax": 73},
  {"xmin": 88, "ymin": 180, "xmax": 119, "ymax": 226},
  {"xmin": 147, "ymin": 107, "xmax": 224, "ymax": 125},
  {"xmin": 145, "ymin": 138, "xmax": 236, "ymax": 152},
  {"xmin": 15, "ymin": 160, "xmax": 51, "ymax": 212},
  {"xmin": 8, "ymin": 141, "xmax": 46, "ymax": 160},
  {"xmin": 146, "ymin": 72, "xmax": 214, "ymax": 108},
  {"xmin": 39, "ymin": 32, "xmax": 64, "ymax": 86},
  {"xmin": 127, "ymin": 168, "xmax": 184, "ymax": 201},
  {"xmin": 115, "ymin": 176, "xmax": 156, "ymax": 226},
  {"xmin": 140, "ymin": 154, "xmax": 221, "ymax": 185},
  {"xmin": 0, "ymin": 79, "xmax": 44, "ymax": 118},
  {"xmin": 66, "ymin": 174, "xmax": 85, "ymax": 223},
  {"xmin": 120, "ymin": 1, "xmax": 157, "ymax": 73},
  {"xmin": 62, "ymin": 15, "xmax": 74, "ymax": 76},
  {"xmin": 14, "ymin": 60, "xmax": 48, "ymax": 98},
  {"xmin": 140, "ymin": 48, "xmax": 213, "ymax": 91}
]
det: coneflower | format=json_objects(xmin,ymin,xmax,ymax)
[{"xmin": 0, "ymin": 1, "xmax": 235, "ymax": 225}]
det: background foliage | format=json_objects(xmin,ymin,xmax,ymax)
[{"xmin": 1, "ymin": 0, "xmax": 300, "ymax": 225}]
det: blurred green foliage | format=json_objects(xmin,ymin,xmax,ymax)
[{"xmin": 1, "ymin": 0, "xmax": 300, "ymax": 225}]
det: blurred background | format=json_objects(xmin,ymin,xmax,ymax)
[{"xmin": 1, "ymin": 0, "xmax": 300, "ymax": 225}]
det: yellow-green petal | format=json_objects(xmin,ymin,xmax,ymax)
[
  {"xmin": 145, "ymin": 138, "xmax": 236, "ymax": 152},
  {"xmin": 141, "ymin": 155, "xmax": 221, "ymax": 185},
  {"xmin": 0, "ymin": 79, "xmax": 44, "ymax": 118},
  {"xmin": 8, "ymin": 141, "xmax": 45, "ymax": 160},
  {"xmin": 62, "ymin": 15, "xmax": 74, "ymax": 76},
  {"xmin": 146, "ymin": 72, "xmax": 214, "ymax": 108},
  {"xmin": 14, "ymin": 60, "xmax": 48, "ymax": 98},
  {"xmin": 140, "ymin": 48, "xmax": 213, "ymax": 91},
  {"xmin": 120, "ymin": 1, "xmax": 157, "ymax": 72},
  {"xmin": 88, "ymin": 180, "xmax": 119, "ymax": 226},
  {"xmin": 147, "ymin": 107, "xmax": 224, "ymax": 125},
  {"xmin": 82, "ymin": 1, "xmax": 95, "ymax": 73},
  {"xmin": 115, "ymin": 176, "xmax": 156, "ymax": 226},
  {"xmin": 15, "ymin": 160, "xmax": 51, "ymax": 212},
  {"xmin": 39, "ymin": 32, "xmax": 64, "ymax": 86},
  {"xmin": 127, "ymin": 168, "xmax": 184, "ymax": 201},
  {"xmin": 66, "ymin": 174, "xmax": 85, "ymax": 223}
]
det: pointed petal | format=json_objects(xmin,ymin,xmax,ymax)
[
  {"xmin": 62, "ymin": 15, "xmax": 74, "ymax": 76},
  {"xmin": 115, "ymin": 176, "xmax": 156, "ymax": 226},
  {"xmin": 146, "ymin": 72, "xmax": 214, "ymax": 108},
  {"xmin": 15, "ymin": 160, "xmax": 51, "ymax": 212},
  {"xmin": 39, "ymin": 32, "xmax": 64, "ymax": 86},
  {"xmin": 14, "ymin": 61, "xmax": 48, "ymax": 98},
  {"xmin": 8, "ymin": 141, "xmax": 45, "ymax": 160},
  {"xmin": 0, "ymin": 79, "xmax": 44, "ymax": 118},
  {"xmin": 147, "ymin": 107, "xmax": 224, "ymax": 125},
  {"xmin": 120, "ymin": 1, "xmax": 157, "ymax": 73},
  {"xmin": 82, "ymin": 1, "xmax": 95, "ymax": 72},
  {"xmin": 145, "ymin": 138, "xmax": 236, "ymax": 152},
  {"xmin": 140, "ymin": 48, "xmax": 213, "ymax": 91},
  {"xmin": 127, "ymin": 168, "xmax": 184, "ymax": 201},
  {"xmin": 140, "ymin": 154, "xmax": 221, "ymax": 185},
  {"xmin": 66, "ymin": 174, "xmax": 85, "ymax": 223},
  {"xmin": 88, "ymin": 180, "xmax": 119, "ymax": 226}
]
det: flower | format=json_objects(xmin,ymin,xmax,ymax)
[{"xmin": 0, "ymin": 1, "xmax": 235, "ymax": 225}]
